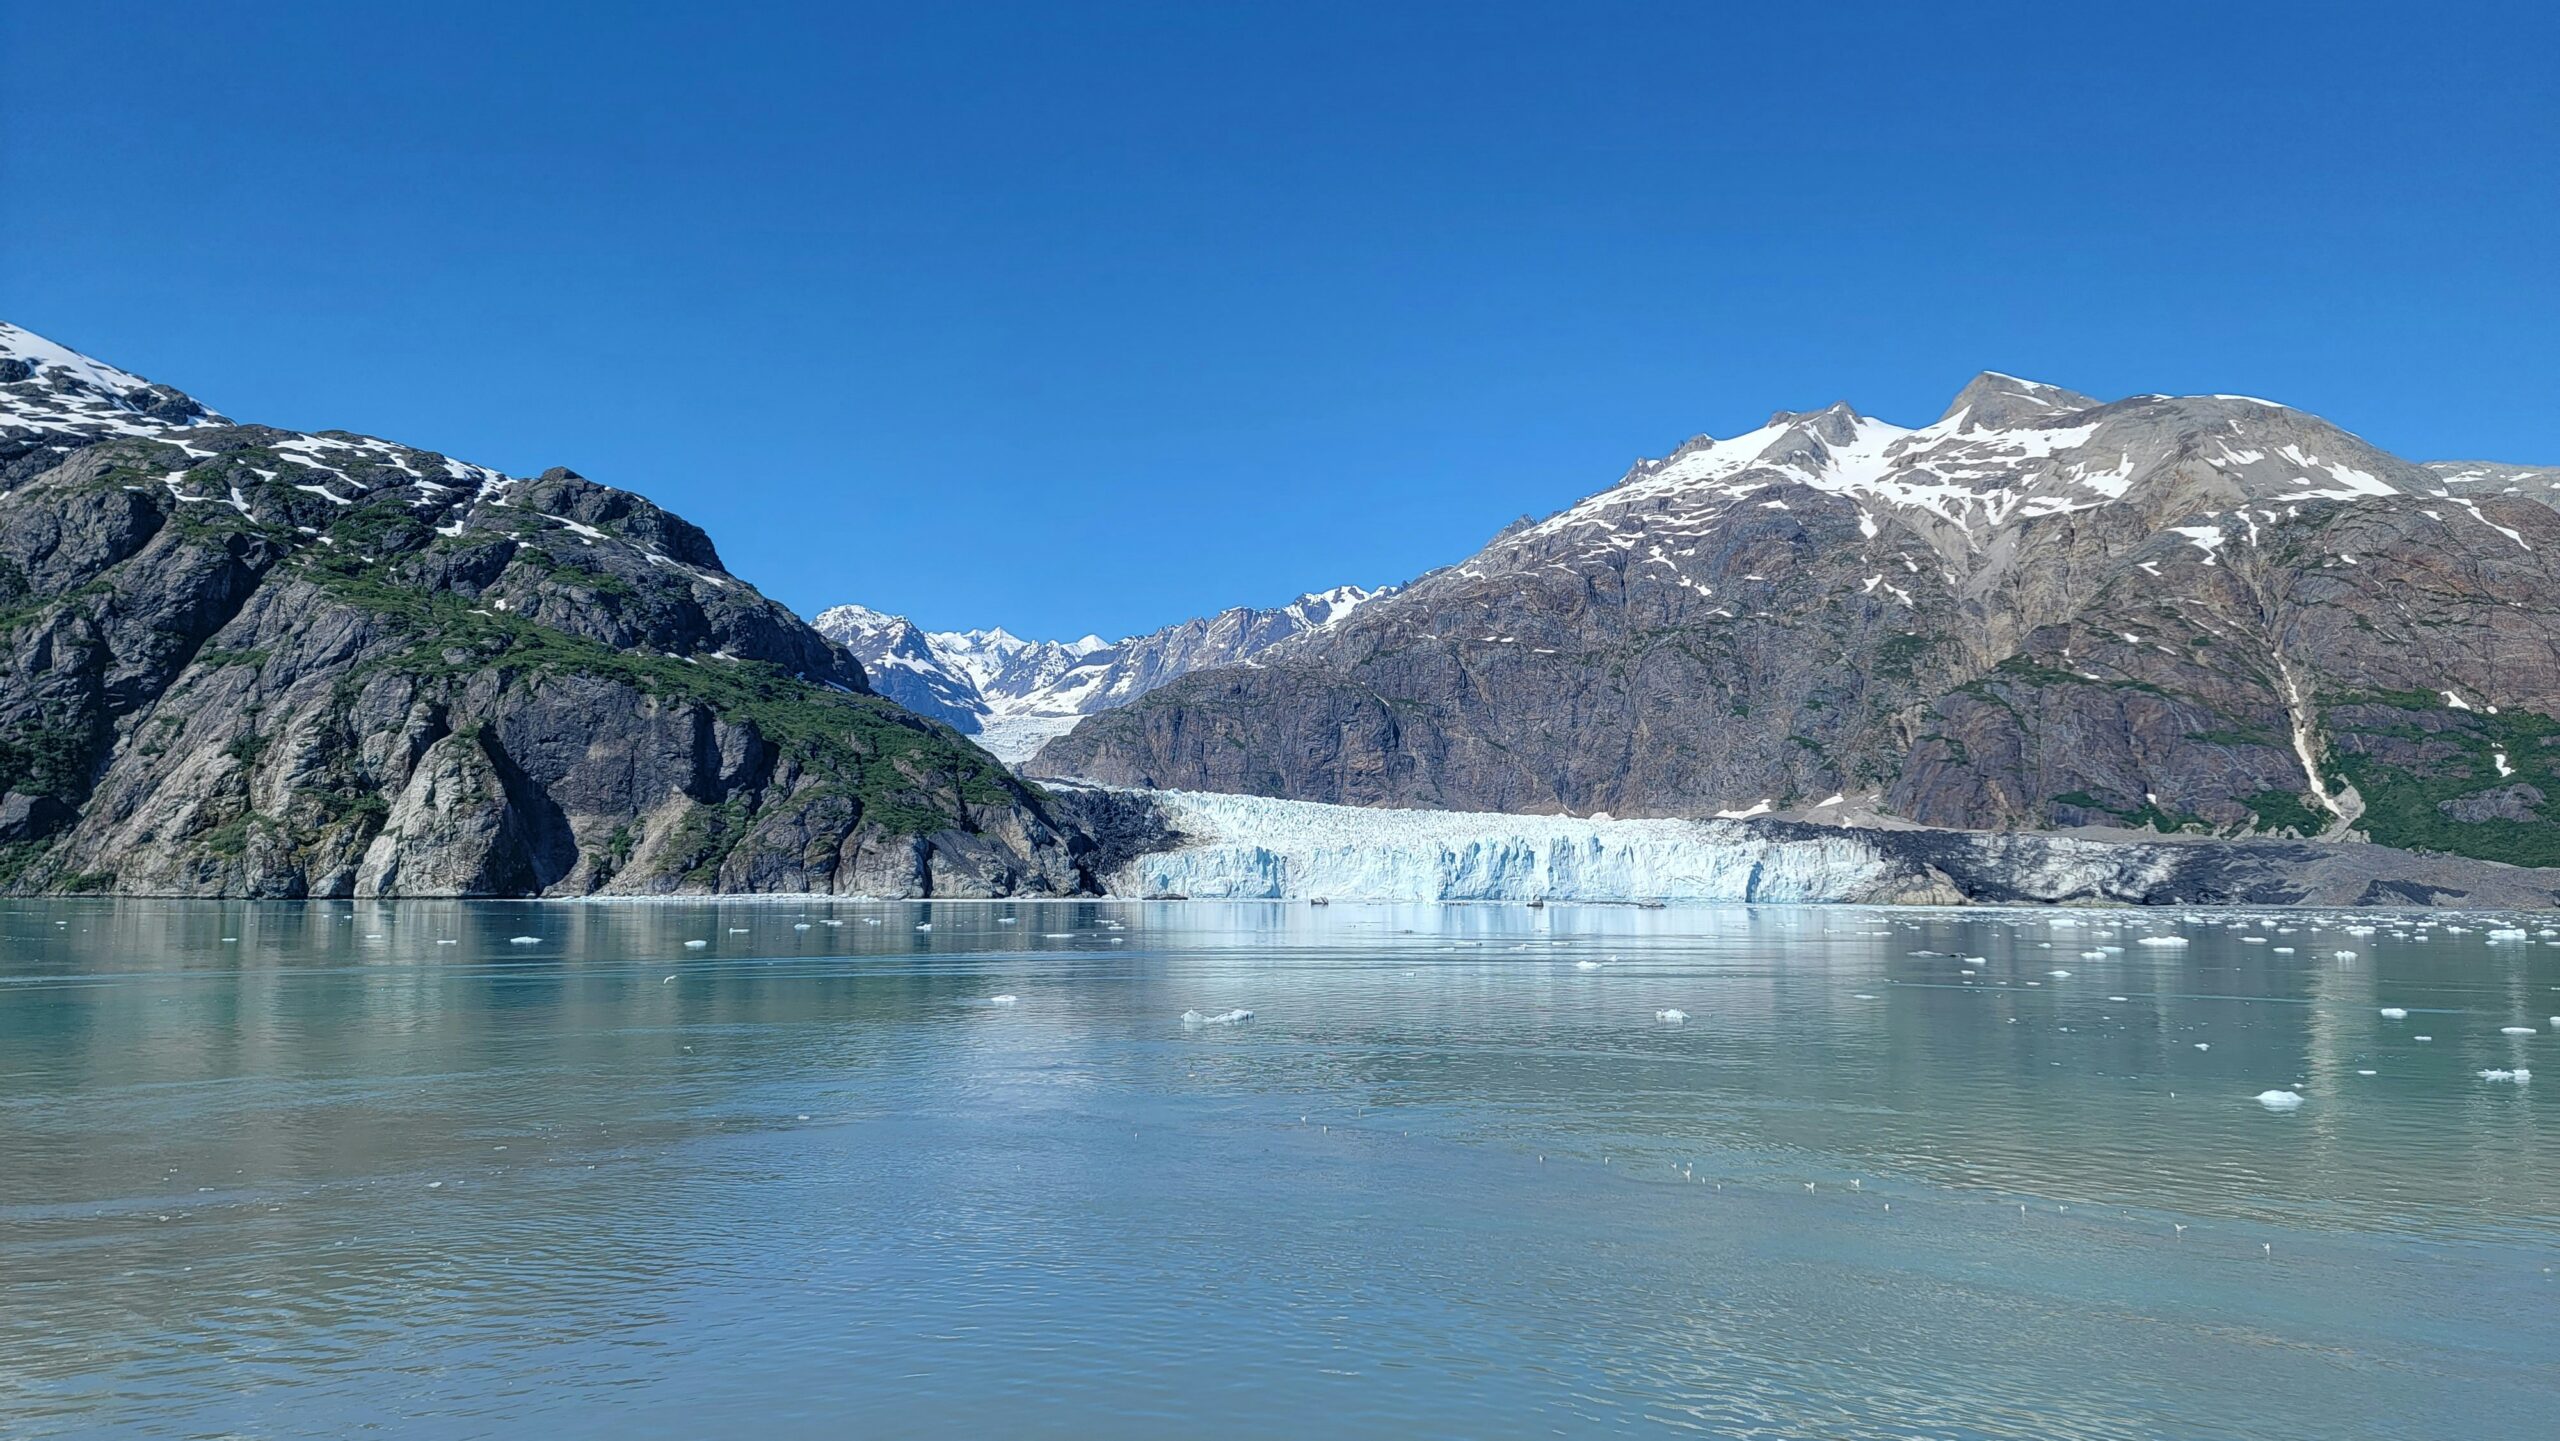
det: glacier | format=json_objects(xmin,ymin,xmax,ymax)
[
  {"xmin": 1080, "ymin": 787, "xmax": 2560, "ymax": 910},
  {"xmin": 1105, "ymin": 790, "xmax": 1968, "ymax": 903}
]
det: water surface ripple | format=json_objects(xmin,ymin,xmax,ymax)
[{"xmin": 0, "ymin": 899, "xmax": 2551, "ymax": 1438}]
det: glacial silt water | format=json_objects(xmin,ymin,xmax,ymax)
[{"xmin": 1, "ymin": 899, "xmax": 2551, "ymax": 1438}]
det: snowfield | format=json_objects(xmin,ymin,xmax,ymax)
[{"xmin": 1108, "ymin": 790, "xmax": 1925, "ymax": 903}]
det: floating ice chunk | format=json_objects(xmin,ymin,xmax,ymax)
[
  {"xmin": 1182, "ymin": 1008, "xmax": 1254, "ymax": 1027},
  {"xmin": 916, "ymin": 923, "xmax": 933, "ymax": 931},
  {"xmin": 2136, "ymin": 937, "xmax": 2189, "ymax": 947},
  {"xmin": 2331, "ymin": 950, "xmax": 2358, "ymax": 960},
  {"xmin": 2272, "ymin": 947, "xmax": 2295, "ymax": 954},
  {"xmin": 2080, "ymin": 950, "xmax": 2107, "ymax": 960},
  {"xmin": 728, "ymin": 927, "xmax": 749, "ymax": 934},
  {"xmin": 2487, "ymin": 927, "xmax": 2526, "ymax": 940},
  {"xmin": 684, "ymin": 939, "xmax": 709, "ymax": 949},
  {"xmin": 2254, "ymin": 1090, "xmax": 2304, "ymax": 1111},
  {"xmin": 2499, "ymin": 1025, "xmax": 2538, "ymax": 1035},
  {"xmin": 507, "ymin": 936, "xmax": 540, "ymax": 945},
  {"xmin": 2107, "ymin": 995, "xmax": 2129, "ymax": 1002},
  {"xmin": 1655, "ymin": 1008, "xmax": 1689, "ymax": 1023},
  {"xmin": 1852, "ymin": 993, "xmax": 1878, "ymax": 1000},
  {"xmin": 2378, "ymin": 1007, "xmax": 2407, "ymax": 1019},
  {"xmin": 2194, "ymin": 1042, "xmax": 2211, "ymax": 1051},
  {"xmin": 2046, "ymin": 970, "xmax": 2072, "ymax": 978},
  {"xmin": 988, "ymin": 995, "xmax": 1019, "ymax": 1007},
  {"xmin": 2414, "ymin": 1035, "xmax": 2432, "ymax": 1042},
  {"xmin": 1575, "ymin": 960, "xmax": 1605, "ymax": 971},
  {"xmin": 2478, "ymin": 1068, "xmax": 2531, "ymax": 1083}
]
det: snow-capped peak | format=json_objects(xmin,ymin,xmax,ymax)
[
  {"xmin": 1935, "ymin": 371, "xmax": 2099, "ymax": 426},
  {"xmin": 2, "ymin": 321, "xmax": 230, "ymax": 441}
]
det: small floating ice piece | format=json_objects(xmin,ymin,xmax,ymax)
[
  {"xmin": 507, "ymin": 936, "xmax": 541, "ymax": 945},
  {"xmin": 988, "ymin": 995, "xmax": 1019, "ymax": 1007},
  {"xmin": 1852, "ymin": 993, "xmax": 1878, "ymax": 1000},
  {"xmin": 2499, "ymin": 1025, "xmax": 2538, "ymax": 1036},
  {"xmin": 2478, "ymin": 1068, "xmax": 2531, "ymax": 1083},
  {"xmin": 2378, "ymin": 1007, "xmax": 2407, "ymax": 1019},
  {"xmin": 2046, "ymin": 970, "xmax": 2072, "ymax": 978},
  {"xmin": 916, "ymin": 923, "xmax": 933, "ymax": 931},
  {"xmin": 684, "ymin": 939, "xmax": 709, "ymax": 949},
  {"xmin": 1655, "ymin": 1008, "xmax": 1688, "ymax": 1023},
  {"xmin": 1575, "ymin": 960, "xmax": 1605, "ymax": 971},
  {"xmin": 2414, "ymin": 1035, "xmax": 2432, "ymax": 1042},
  {"xmin": 2356, "ymin": 1069, "xmax": 2377, "ymax": 1076},
  {"xmin": 2331, "ymin": 950, "xmax": 2358, "ymax": 960},
  {"xmin": 2254, "ymin": 1090, "xmax": 2304, "ymax": 1111},
  {"xmin": 2194, "ymin": 1042, "xmax": 2211, "ymax": 1051},
  {"xmin": 1182, "ymin": 1008, "xmax": 1254, "ymax": 1027},
  {"xmin": 2136, "ymin": 937, "xmax": 2189, "ymax": 947}
]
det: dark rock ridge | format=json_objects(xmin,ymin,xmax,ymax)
[
  {"xmin": 1032, "ymin": 374, "xmax": 2560, "ymax": 871},
  {"xmin": 0, "ymin": 321, "xmax": 1105, "ymax": 898}
]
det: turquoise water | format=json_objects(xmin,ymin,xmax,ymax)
[{"xmin": 1, "ymin": 900, "xmax": 2552, "ymax": 1439}]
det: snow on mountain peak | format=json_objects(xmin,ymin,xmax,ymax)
[
  {"xmin": 1933, "ymin": 372, "xmax": 2103, "ymax": 430},
  {"xmin": 815, "ymin": 582, "xmax": 1396, "ymax": 761},
  {"xmin": 2, "ymin": 321, "xmax": 231, "ymax": 440}
]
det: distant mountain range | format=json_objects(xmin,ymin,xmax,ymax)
[
  {"xmin": 11, "ymin": 317, "xmax": 2556, "ymax": 901},
  {"xmin": 1028, "ymin": 372, "xmax": 2560, "ymax": 869},
  {"xmin": 814, "ymin": 585, "xmax": 1394, "ymax": 760}
]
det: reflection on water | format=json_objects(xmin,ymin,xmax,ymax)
[{"xmin": 1, "ymin": 899, "xmax": 2552, "ymax": 1439}]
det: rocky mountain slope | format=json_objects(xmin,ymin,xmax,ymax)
[
  {"xmin": 0, "ymin": 322, "xmax": 1108, "ymax": 898},
  {"xmin": 814, "ymin": 584, "xmax": 1392, "ymax": 760},
  {"xmin": 1032, "ymin": 374, "xmax": 2560, "ymax": 869}
]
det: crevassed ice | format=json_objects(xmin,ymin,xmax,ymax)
[{"xmin": 1105, "ymin": 790, "xmax": 1985, "ymax": 903}]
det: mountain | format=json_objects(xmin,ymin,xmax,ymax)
[
  {"xmin": 801, "ymin": 602, "xmax": 995, "ymax": 731},
  {"xmin": 814, "ymin": 584, "xmax": 1394, "ymax": 761},
  {"xmin": 1030, "ymin": 373, "xmax": 2560, "ymax": 869},
  {"xmin": 0, "ymin": 321, "xmax": 1112, "ymax": 898}
]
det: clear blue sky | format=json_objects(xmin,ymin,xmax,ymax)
[{"xmin": 7, "ymin": 3, "xmax": 2555, "ymax": 639}]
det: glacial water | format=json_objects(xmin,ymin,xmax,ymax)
[{"xmin": 1, "ymin": 900, "xmax": 2552, "ymax": 1440}]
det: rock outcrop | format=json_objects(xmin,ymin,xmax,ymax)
[{"xmin": 0, "ymin": 322, "xmax": 1104, "ymax": 898}]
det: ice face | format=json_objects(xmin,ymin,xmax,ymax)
[{"xmin": 1105, "ymin": 790, "xmax": 1917, "ymax": 903}]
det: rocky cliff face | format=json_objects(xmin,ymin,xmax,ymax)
[
  {"xmin": 815, "ymin": 584, "xmax": 1394, "ymax": 761},
  {"xmin": 1032, "ymin": 375, "xmax": 2560, "ymax": 869},
  {"xmin": 0, "ymin": 322, "xmax": 1104, "ymax": 898}
]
